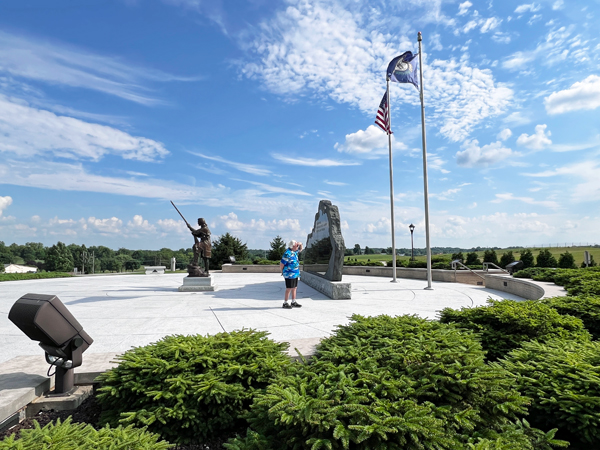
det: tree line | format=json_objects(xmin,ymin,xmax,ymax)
[{"xmin": 0, "ymin": 234, "xmax": 291, "ymax": 273}]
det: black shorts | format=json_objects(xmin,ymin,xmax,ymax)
[{"xmin": 285, "ymin": 278, "xmax": 299, "ymax": 288}]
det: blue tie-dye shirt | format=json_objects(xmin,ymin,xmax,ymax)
[{"xmin": 281, "ymin": 248, "xmax": 300, "ymax": 279}]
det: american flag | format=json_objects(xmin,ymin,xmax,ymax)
[{"xmin": 375, "ymin": 88, "xmax": 392, "ymax": 135}]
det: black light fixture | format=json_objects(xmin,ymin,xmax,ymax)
[
  {"xmin": 9, "ymin": 293, "xmax": 93, "ymax": 394},
  {"xmin": 409, "ymin": 224, "xmax": 415, "ymax": 261}
]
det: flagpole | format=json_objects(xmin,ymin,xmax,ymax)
[
  {"xmin": 386, "ymin": 78, "xmax": 397, "ymax": 282},
  {"xmin": 418, "ymin": 31, "xmax": 433, "ymax": 290}
]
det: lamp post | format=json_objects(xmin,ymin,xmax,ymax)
[{"xmin": 409, "ymin": 223, "xmax": 415, "ymax": 261}]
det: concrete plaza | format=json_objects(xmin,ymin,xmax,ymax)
[{"xmin": 0, "ymin": 272, "xmax": 529, "ymax": 364}]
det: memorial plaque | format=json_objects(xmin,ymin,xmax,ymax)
[{"xmin": 303, "ymin": 200, "xmax": 345, "ymax": 281}]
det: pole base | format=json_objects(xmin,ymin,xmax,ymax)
[
  {"xmin": 424, "ymin": 287, "xmax": 434, "ymax": 290},
  {"xmin": 390, "ymin": 279, "xmax": 397, "ymax": 283}
]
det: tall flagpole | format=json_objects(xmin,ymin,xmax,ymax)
[
  {"xmin": 418, "ymin": 32, "xmax": 433, "ymax": 290},
  {"xmin": 386, "ymin": 78, "xmax": 397, "ymax": 282}
]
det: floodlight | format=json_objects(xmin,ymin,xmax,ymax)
[{"xmin": 9, "ymin": 293, "xmax": 93, "ymax": 394}]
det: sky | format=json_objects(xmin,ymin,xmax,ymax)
[{"xmin": 0, "ymin": 0, "xmax": 599, "ymax": 251}]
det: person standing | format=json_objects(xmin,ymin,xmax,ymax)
[{"xmin": 280, "ymin": 240, "xmax": 303, "ymax": 309}]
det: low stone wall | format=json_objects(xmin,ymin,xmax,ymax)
[
  {"xmin": 341, "ymin": 266, "xmax": 485, "ymax": 285},
  {"xmin": 299, "ymin": 271, "xmax": 351, "ymax": 299},
  {"xmin": 221, "ymin": 264, "xmax": 486, "ymax": 287},
  {"xmin": 221, "ymin": 264, "xmax": 279, "ymax": 273},
  {"xmin": 484, "ymin": 275, "xmax": 545, "ymax": 300}
]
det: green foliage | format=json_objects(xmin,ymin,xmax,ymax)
[
  {"xmin": 536, "ymin": 249, "xmax": 558, "ymax": 268},
  {"xmin": 353, "ymin": 244, "xmax": 360, "ymax": 255},
  {"xmin": 344, "ymin": 260, "xmax": 385, "ymax": 267},
  {"xmin": 0, "ymin": 417, "xmax": 172, "ymax": 450},
  {"xmin": 45, "ymin": 241, "xmax": 74, "ymax": 272},
  {"xmin": 519, "ymin": 249, "xmax": 535, "ymax": 269},
  {"xmin": 211, "ymin": 233, "xmax": 249, "ymax": 270},
  {"xmin": 466, "ymin": 251, "xmax": 481, "ymax": 266},
  {"xmin": 97, "ymin": 330, "xmax": 290, "ymax": 444},
  {"xmin": 0, "ymin": 272, "xmax": 73, "ymax": 282},
  {"xmin": 558, "ymin": 251, "xmax": 577, "ymax": 269},
  {"xmin": 267, "ymin": 236, "xmax": 286, "ymax": 261},
  {"xmin": 226, "ymin": 315, "xmax": 547, "ymax": 450},
  {"xmin": 499, "ymin": 251, "xmax": 515, "ymax": 268},
  {"xmin": 439, "ymin": 299, "xmax": 591, "ymax": 361},
  {"xmin": 252, "ymin": 258, "xmax": 279, "ymax": 265},
  {"xmin": 483, "ymin": 249, "xmax": 499, "ymax": 265},
  {"xmin": 540, "ymin": 296, "xmax": 600, "ymax": 340},
  {"xmin": 451, "ymin": 251, "xmax": 464, "ymax": 261},
  {"xmin": 498, "ymin": 339, "xmax": 600, "ymax": 446}
]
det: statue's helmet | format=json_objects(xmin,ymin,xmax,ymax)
[{"xmin": 198, "ymin": 218, "xmax": 206, "ymax": 224}]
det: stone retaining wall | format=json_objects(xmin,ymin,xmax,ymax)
[{"xmin": 484, "ymin": 275, "xmax": 545, "ymax": 300}]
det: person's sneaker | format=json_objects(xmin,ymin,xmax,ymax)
[
  {"xmin": 282, "ymin": 302, "xmax": 292, "ymax": 309},
  {"xmin": 291, "ymin": 301, "xmax": 302, "ymax": 308}
]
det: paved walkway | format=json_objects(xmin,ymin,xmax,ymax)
[{"xmin": 0, "ymin": 273, "xmax": 526, "ymax": 364}]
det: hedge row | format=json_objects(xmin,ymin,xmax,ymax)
[
  {"xmin": 0, "ymin": 272, "xmax": 74, "ymax": 282},
  {"xmin": 514, "ymin": 267, "xmax": 600, "ymax": 296}
]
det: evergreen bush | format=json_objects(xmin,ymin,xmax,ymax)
[
  {"xmin": 0, "ymin": 272, "xmax": 73, "ymax": 282},
  {"xmin": 225, "ymin": 315, "xmax": 562, "ymax": 449},
  {"xmin": 498, "ymin": 339, "xmax": 600, "ymax": 446},
  {"xmin": 540, "ymin": 296, "xmax": 600, "ymax": 340},
  {"xmin": 439, "ymin": 299, "xmax": 591, "ymax": 361},
  {"xmin": 519, "ymin": 249, "xmax": 535, "ymax": 269},
  {"xmin": 558, "ymin": 251, "xmax": 577, "ymax": 269},
  {"xmin": 97, "ymin": 330, "xmax": 290, "ymax": 444},
  {"xmin": 536, "ymin": 249, "xmax": 557, "ymax": 268},
  {"xmin": 0, "ymin": 417, "xmax": 171, "ymax": 450}
]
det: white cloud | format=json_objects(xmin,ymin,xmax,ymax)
[
  {"xmin": 516, "ymin": 124, "xmax": 552, "ymax": 150},
  {"xmin": 480, "ymin": 17, "xmax": 502, "ymax": 33},
  {"xmin": 544, "ymin": 75, "xmax": 600, "ymax": 115},
  {"xmin": 523, "ymin": 161, "xmax": 600, "ymax": 203},
  {"xmin": 431, "ymin": 187, "xmax": 461, "ymax": 201},
  {"xmin": 0, "ymin": 31, "xmax": 197, "ymax": 105},
  {"xmin": 334, "ymin": 125, "xmax": 405, "ymax": 156},
  {"xmin": 190, "ymin": 152, "xmax": 272, "ymax": 176},
  {"xmin": 241, "ymin": 0, "xmax": 511, "ymax": 143},
  {"xmin": 0, "ymin": 196, "xmax": 12, "ymax": 216},
  {"xmin": 552, "ymin": 0, "xmax": 564, "ymax": 10},
  {"xmin": 514, "ymin": 3, "xmax": 541, "ymax": 14},
  {"xmin": 491, "ymin": 192, "xmax": 559, "ymax": 209},
  {"xmin": 455, "ymin": 139, "xmax": 514, "ymax": 167},
  {"xmin": 85, "ymin": 216, "xmax": 123, "ymax": 234},
  {"xmin": 428, "ymin": 155, "xmax": 450, "ymax": 173},
  {"xmin": 0, "ymin": 95, "xmax": 169, "ymax": 161},
  {"xmin": 458, "ymin": 1, "xmax": 472, "ymax": 16},
  {"xmin": 156, "ymin": 218, "xmax": 188, "ymax": 235},
  {"xmin": 217, "ymin": 212, "xmax": 302, "ymax": 232},
  {"xmin": 127, "ymin": 215, "xmax": 156, "ymax": 233},
  {"xmin": 271, "ymin": 153, "xmax": 360, "ymax": 167},
  {"xmin": 497, "ymin": 128, "xmax": 512, "ymax": 141},
  {"xmin": 502, "ymin": 26, "xmax": 590, "ymax": 72},
  {"xmin": 0, "ymin": 160, "xmax": 320, "ymax": 217},
  {"xmin": 503, "ymin": 111, "xmax": 531, "ymax": 126},
  {"xmin": 324, "ymin": 180, "xmax": 348, "ymax": 186}
]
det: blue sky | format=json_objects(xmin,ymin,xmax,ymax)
[{"xmin": 1, "ymin": 0, "xmax": 599, "ymax": 251}]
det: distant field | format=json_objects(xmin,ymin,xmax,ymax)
[{"xmin": 345, "ymin": 246, "xmax": 600, "ymax": 266}]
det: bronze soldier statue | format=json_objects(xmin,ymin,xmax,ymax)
[
  {"xmin": 189, "ymin": 218, "xmax": 211, "ymax": 277},
  {"xmin": 170, "ymin": 202, "xmax": 211, "ymax": 277}
]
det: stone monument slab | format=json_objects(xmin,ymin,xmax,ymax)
[{"xmin": 303, "ymin": 200, "xmax": 345, "ymax": 281}]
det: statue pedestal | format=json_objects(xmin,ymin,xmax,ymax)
[{"xmin": 178, "ymin": 276, "xmax": 217, "ymax": 292}]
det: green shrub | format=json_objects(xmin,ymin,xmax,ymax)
[
  {"xmin": 226, "ymin": 315, "xmax": 558, "ymax": 449},
  {"xmin": 439, "ymin": 299, "xmax": 591, "ymax": 361},
  {"xmin": 519, "ymin": 249, "xmax": 535, "ymax": 269},
  {"xmin": 540, "ymin": 296, "xmax": 600, "ymax": 339},
  {"xmin": 0, "ymin": 272, "xmax": 73, "ymax": 282},
  {"xmin": 499, "ymin": 251, "xmax": 515, "ymax": 268},
  {"xmin": 466, "ymin": 251, "xmax": 481, "ymax": 266},
  {"xmin": 97, "ymin": 330, "xmax": 290, "ymax": 444},
  {"xmin": 558, "ymin": 251, "xmax": 577, "ymax": 269},
  {"xmin": 513, "ymin": 267, "xmax": 549, "ymax": 279},
  {"xmin": 536, "ymin": 249, "xmax": 557, "ymax": 268},
  {"xmin": 0, "ymin": 417, "xmax": 171, "ymax": 449},
  {"xmin": 407, "ymin": 260, "xmax": 427, "ymax": 268},
  {"xmin": 252, "ymin": 259, "xmax": 279, "ymax": 265},
  {"xmin": 498, "ymin": 339, "xmax": 600, "ymax": 446}
]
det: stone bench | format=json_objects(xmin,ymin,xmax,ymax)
[{"xmin": 144, "ymin": 266, "xmax": 166, "ymax": 275}]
